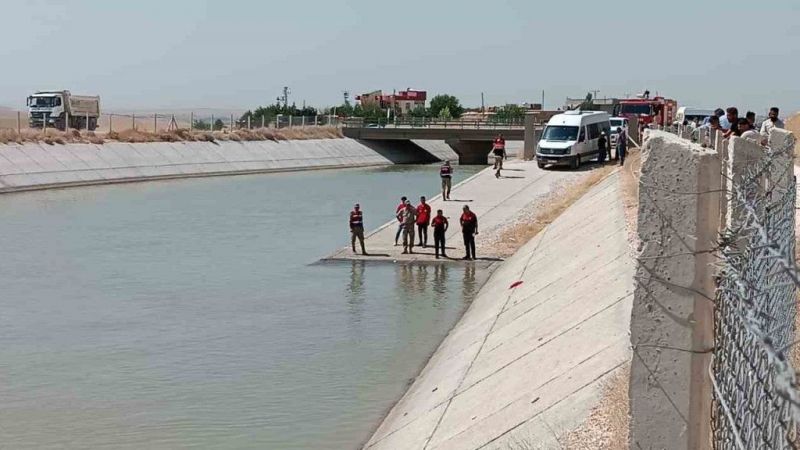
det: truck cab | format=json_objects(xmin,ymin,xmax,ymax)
[{"xmin": 27, "ymin": 90, "xmax": 100, "ymax": 131}]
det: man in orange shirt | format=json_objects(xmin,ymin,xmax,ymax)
[{"xmin": 416, "ymin": 196, "xmax": 432, "ymax": 248}]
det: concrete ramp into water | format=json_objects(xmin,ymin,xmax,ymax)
[{"xmin": 363, "ymin": 172, "xmax": 634, "ymax": 449}]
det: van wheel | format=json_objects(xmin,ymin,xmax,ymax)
[
  {"xmin": 571, "ymin": 155, "xmax": 580, "ymax": 169},
  {"xmin": 537, "ymin": 160, "xmax": 545, "ymax": 169}
]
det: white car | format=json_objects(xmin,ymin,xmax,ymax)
[{"xmin": 609, "ymin": 117, "xmax": 628, "ymax": 147}]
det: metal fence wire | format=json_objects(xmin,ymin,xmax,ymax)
[{"xmin": 707, "ymin": 133, "xmax": 800, "ymax": 449}]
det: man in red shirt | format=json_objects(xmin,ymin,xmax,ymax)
[
  {"xmin": 416, "ymin": 196, "xmax": 432, "ymax": 248},
  {"xmin": 394, "ymin": 196, "xmax": 408, "ymax": 246},
  {"xmin": 460, "ymin": 205, "xmax": 478, "ymax": 260},
  {"xmin": 431, "ymin": 209, "xmax": 449, "ymax": 259}
]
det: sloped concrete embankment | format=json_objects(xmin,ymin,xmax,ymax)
[
  {"xmin": 0, "ymin": 138, "xmax": 438, "ymax": 193},
  {"xmin": 364, "ymin": 172, "xmax": 634, "ymax": 449}
]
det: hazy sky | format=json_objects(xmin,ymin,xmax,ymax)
[{"xmin": 3, "ymin": 0, "xmax": 800, "ymax": 113}]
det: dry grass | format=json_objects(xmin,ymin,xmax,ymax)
[
  {"xmin": 562, "ymin": 364, "xmax": 631, "ymax": 449},
  {"xmin": 0, "ymin": 126, "xmax": 343, "ymax": 145},
  {"xmin": 487, "ymin": 163, "xmax": 617, "ymax": 258},
  {"xmin": 620, "ymin": 148, "xmax": 642, "ymax": 251}
]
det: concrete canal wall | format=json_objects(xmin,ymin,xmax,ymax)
[
  {"xmin": 364, "ymin": 172, "xmax": 634, "ymax": 449},
  {"xmin": 0, "ymin": 138, "xmax": 457, "ymax": 193}
]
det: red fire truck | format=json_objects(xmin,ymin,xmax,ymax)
[{"xmin": 614, "ymin": 96, "xmax": 678, "ymax": 129}]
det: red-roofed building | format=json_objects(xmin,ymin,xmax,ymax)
[{"xmin": 356, "ymin": 89, "xmax": 427, "ymax": 116}]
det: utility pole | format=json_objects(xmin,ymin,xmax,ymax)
[
  {"xmin": 481, "ymin": 92, "xmax": 485, "ymax": 112},
  {"xmin": 590, "ymin": 89, "xmax": 600, "ymax": 100},
  {"xmin": 541, "ymin": 90, "xmax": 545, "ymax": 110}
]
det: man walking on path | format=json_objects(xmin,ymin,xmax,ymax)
[
  {"xmin": 460, "ymin": 205, "xmax": 478, "ymax": 260},
  {"xmin": 440, "ymin": 161, "xmax": 453, "ymax": 201},
  {"xmin": 349, "ymin": 203, "xmax": 367, "ymax": 255},
  {"xmin": 416, "ymin": 196, "xmax": 431, "ymax": 248},
  {"xmin": 394, "ymin": 196, "xmax": 408, "ymax": 246},
  {"xmin": 616, "ymin": 127, "xmax": 627, "ymax": 166},
  {"xmin": 492, "ymin": 134, "xmax": 506, "ymax": 178},
  {"xmin": 400, "ymin": 201, "xmax": 417, "ymax": 254},
  {"xmin": 431, "ymin": 210, "xmax": 449, "ymax": 259}
]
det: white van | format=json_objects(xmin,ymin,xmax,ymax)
[
  {"xmin": 675, "ymin": 107, "xmax": 715, "ymax": 125},
  {"xmin": 536, "ymin": 111, "xmax": 611, "ymax": 169}
]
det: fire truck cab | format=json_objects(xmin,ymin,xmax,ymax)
[{"xmin": 613, "ymin": 96, "xmax": 677, "ymax": 130}]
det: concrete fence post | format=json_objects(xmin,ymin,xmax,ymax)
[
  {"xmin": 247, "ymin": 115, "xmax": 251, "ymax": 130},
  {"xmin": 315, "ymin": 115, "xmax": 319, "ymax": 126},
  {"xmin": 629, "ymin": 131, "xmax": 720, "ymax": 450},
  {"xmin": 523, "ymin": 112, "xmax": 538, "ymax": 160},
  {"xmin": 230, "ymin": 114, "xmax": 234, "ymax": 131},
  {"xmin": 65, "ymin": 111, "xmax": 69, "ymax": 131},
  {"xmin": 17, "ymin": 111, "xmax": 21, "ymax": 136},
  {"xmin": 109, "ymin": 114, "xmax": 113, "ymax": 133},
  {"xmin": 154, "ymin": 114, "xmax": 157, "ymax": 132},
  {"xmin": 302, "ymin": 116, "xmax": 306, "ymax": 127},
  {"xmin": 211, "ymin": 114, "xmax": 214, "ymax": 131},
  {"xmin": 190, "ymin": 112, "xmax": 194, "ymax": 132},
  {"xmin": 132, "ymin": 113, "xmax": 136, "ymax": 131},
  {"xmin": 86, "ymin": 112, "xmax": 90, "ymax": 131},
  {"xmin": 261, "ymin": 115, "xmax": 265, "ymax": 128}
]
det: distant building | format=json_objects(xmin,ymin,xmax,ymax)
[{"xmin": 355, "ymin": 89, "xmax": 427, "ymax": 116}]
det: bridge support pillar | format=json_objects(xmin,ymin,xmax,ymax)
[{"xmin": 445, "ymin": 140, "xmax": 491, "ymax": 165}]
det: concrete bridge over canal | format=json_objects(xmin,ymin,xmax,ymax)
[{"xmin": 342, "ymin": 116, "xmax": 542, "ymax": 164}]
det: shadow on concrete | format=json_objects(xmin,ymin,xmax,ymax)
[
  {"xmin": 356, "ymin": 139, "xmax": 442, "ymax": 164},
  {"xmin": 445, "ymin": 199, "xmax": 473, "ymax": 203},
  {"xmin": 498, "ymin": 175, "xmax": 525, "ymax": 179}
]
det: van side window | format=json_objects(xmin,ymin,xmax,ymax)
[
  {"xmin": 578, "ymin": 127, "xmax": 586, "ymax": 142},
  {"xmin": 588, "ymin": 123, "xmax": 601, "ymax": 140}
]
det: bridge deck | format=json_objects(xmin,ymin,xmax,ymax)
[{"xmin": 321, "ymin": 160, "xmax": 582, "ymax": 265}]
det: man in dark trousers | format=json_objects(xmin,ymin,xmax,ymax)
[
  {"xmin": 431, "ymin": 209, "xmax": 449, "ymax": 259},
  {"xmin": 349, "ymin": 203, "xmax": 367, "ymax": 255},
  {"xmin": 597, "ymin": 131, "xmax": 607, "ymax": 164},
  {"xmin": 460, "ymin": 205, "xmax": 478, "ymax": 260},
  {"xmin": 616, "ymin": 127, "xmax": 627, "ymax": 166},
  {"xmin": 440, "ymin": 160, "xmax": 453, "ymax": 201},
  {"xmin": 416, "ymin": 196, "xmax": 431, "ymax": 248}
]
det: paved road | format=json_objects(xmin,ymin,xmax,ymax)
[{"xmin": 323, "ymin": 160, "xmax": 584, "ymax": 265}]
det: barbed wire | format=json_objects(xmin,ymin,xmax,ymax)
[{"xmin": 660, "ymin": 127, "xmax": 800, "ymax": 449}]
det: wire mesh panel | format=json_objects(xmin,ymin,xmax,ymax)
[{"xmin": 711, "ymin": 134, "xmax": 800, "ymax": 449}]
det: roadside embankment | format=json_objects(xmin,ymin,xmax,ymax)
[
  {"xmin": 363, "ymin": 171, "xmax": 634, "ymax": 449},
  {"xmin": 0, "ymin": 138, "xmax": 447, "ymax": 193}
]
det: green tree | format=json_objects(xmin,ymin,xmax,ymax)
[
  {"xmin": 429, "ymin": 94, "xmax": 464, "ymax": 119},
  {"xmin": 438, "ymin": 106, "xmax": 452, "ymax": 120},
  {"xmin": 213, "ymin": 119, "xmax": 225, "ymax": 131},
  {"xmin": 493, "ymin": 104, "xmax": 525, "ymax": 122},
  {"xmin": 409, "ymin": 105, "xmax": 429, "ymax": 118},
  {"xmin": 193, "ymin": 119, "xmax": 211, "ymax": 130}
]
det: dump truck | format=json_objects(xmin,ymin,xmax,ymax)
[{"xmin": 27, "ymin": 90, "xmax": 101, "ymax": 130}]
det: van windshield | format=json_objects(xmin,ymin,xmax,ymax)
[
  {"xmin": 542, "ymin": 125, "xmax": 578, "ymax": 141},
  {"xmin": 610, "ymin": 119, "xmax": 623, "ymax": 127}
]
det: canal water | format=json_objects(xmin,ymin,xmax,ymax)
[{"xmin": 0, "ymin": 165, "xmax": 486, "ymax": 449}]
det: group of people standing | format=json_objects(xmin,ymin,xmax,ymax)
[
  {"xmin": 597, "ymin": 127, "xmax": 628, "ymax": 166},
  {"xmin": 391, "ymin": 194, "xmax": 479, "ymax": 260},
  {"xmin": 349, "ymin": 160, "xmax": 480, "ymax": 260},
  {"xmin": 692, "ymin": 106, "xmax": 784, "ymax": 145}
]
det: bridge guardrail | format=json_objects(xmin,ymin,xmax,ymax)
[{"xmin": 342, "ymin": 117, "xmax": 525, "ymax": 129}]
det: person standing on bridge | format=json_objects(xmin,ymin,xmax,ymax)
[
  {"xmin": 460, "ymin": 205, "xmax": 478, "ymax": 260},
  {"xmin": 400, "ymin": 201, "xmax": 417, "ymax": 254},
  {"xmin": 431, "ymin": 209, "xmax": 449, "ymax": 259},
  {"xmin": 492, "ymin": 134, "xmax": 506, "ymax": 178},
  {"xmin": 349, "ymin": 203, "xmax": 367, "ymax": 255},
  {"xmin": 440, "ymin": 161, "xmax": 453, "ymax": 201},
  {"xmin": 416, "ymin": 196, "xmax": 432, "ymax": 248},
  {"xmin": 394, "ymin": 196, "xmax": 408, "ymax": 246}
]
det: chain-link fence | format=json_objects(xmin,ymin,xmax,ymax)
[{"xmin": 658, "ymin": 127, "xmax": 800, "ymax": 449}]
